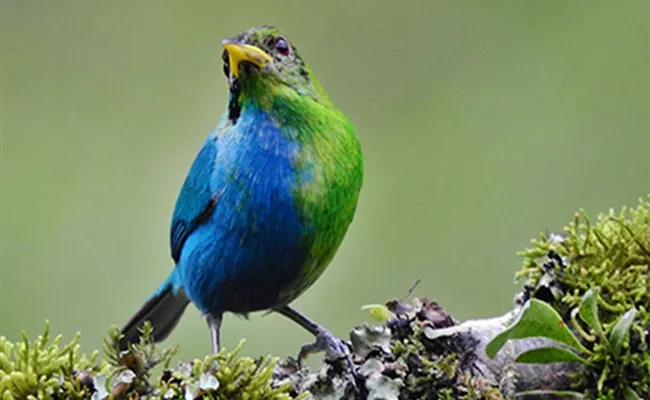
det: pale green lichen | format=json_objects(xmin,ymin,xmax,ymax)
[{"xmin": 347, "ymin": 301, "xmax": 503, "ymax": 400}]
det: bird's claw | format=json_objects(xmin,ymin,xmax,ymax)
[
  {"xmin": 297, "ymin": 327, "xmax": 358, "ymax": 386},
  {"xmin": 298, "ymin": 327, "xmax": 348, "ymax": 364}
]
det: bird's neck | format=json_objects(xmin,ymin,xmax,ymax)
[{"xmin": 228, "ymin": 75, "xmax": 335, "ymax": 129}]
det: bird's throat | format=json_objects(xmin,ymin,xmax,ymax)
[{"xmin": 227, "ymin": 78, "xmax": 242, "ymax": 124}]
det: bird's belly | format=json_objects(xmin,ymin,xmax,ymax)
[
  {"xmin": 177, "ymin": 190, "xmax": 312, "ymax": 314},
  {"xmin": 175, "ymin": 113, "xmax": 361, "ymax": 315}
]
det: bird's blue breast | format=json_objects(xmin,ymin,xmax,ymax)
[{"xmin": 174, "ymin": 104, "xmax": 310, "ymax": 314}]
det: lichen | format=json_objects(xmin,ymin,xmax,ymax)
[{"xmin": 293, "ymin": 297, "xmax": 504, "ymax": 400}]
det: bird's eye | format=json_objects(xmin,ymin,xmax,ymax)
[{"xmin": 275, "ymin": 38, "xmax": 290, "ymax": 56}]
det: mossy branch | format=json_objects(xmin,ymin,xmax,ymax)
[{"xmin": 1, "ymin": 196, "xmax": 648, "ymax": 399}]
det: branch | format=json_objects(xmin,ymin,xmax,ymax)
[{"xmin": 1, "ymin": 196, "xmax": 648, "ymax": 399}]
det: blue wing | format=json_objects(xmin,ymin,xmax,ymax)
[{"xmin": 170, "ymin": 133, "xmax": 220, "ymax": 263}]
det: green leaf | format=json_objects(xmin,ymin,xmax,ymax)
[
  {"xmin": 515, "ymin": 390, "xmax": 585, "ymax": 399},
  {"xmin": 361, "ymin": 304, "xmax": 393, "ymax": 323},
  {"xmin": 609, "ymin": 307, "xmax": 637, "ymax": 357},
  {"xmin": 623, "ymin": 387, "xmax": 641, "ymax": 400},
  {"xmin": 486, "ymin": 299, "xmax": 590, "ymax": 359},
  {"xmin": 515, "ymin": 347, "xmax": 588, "ymax": 364},
  {"xmin": 578, "ymin": 287, "xmax": 607, "ymax": 342}
]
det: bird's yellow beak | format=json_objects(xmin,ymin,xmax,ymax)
[{"xmin": 222, "ymin": 40, "xmax": 273, "ymax": 78}]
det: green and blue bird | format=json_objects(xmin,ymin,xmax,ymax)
[{"xmin": 119, "ymin": 26, "xmax": 363, "ymax": 363}]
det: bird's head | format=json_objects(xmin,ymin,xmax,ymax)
[{"xmin": 221, "ymin": 26, "xmax": 332, "ymax": 116}]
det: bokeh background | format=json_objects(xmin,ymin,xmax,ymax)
[{"xmin": 2, "ymin": 1, "xmax": 649, "ymax": 362}]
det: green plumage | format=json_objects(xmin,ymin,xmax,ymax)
[
  {"xmin": 230, "ymin": 26, "xmax": 364, "ymax": 303},
  {"xmin": 120, "ymin": 25, "xmax": 363, "ymax": 365}
]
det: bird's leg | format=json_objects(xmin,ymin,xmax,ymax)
[
  {"xmin": 274, "ymin": 305, "xmax": 354, "ymax": 371},
  {"xmin": 206, "ymin": 313, "xmax": 222, "ymax": 354}
]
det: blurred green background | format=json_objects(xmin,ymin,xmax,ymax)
[{"xmin": 1, "ymin": 1, "xmax": 648, "ymax": 362}]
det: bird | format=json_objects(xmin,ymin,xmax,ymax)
[{"xmin": 119, "ymin": 25, "xmax": 364, "ymax": 365}]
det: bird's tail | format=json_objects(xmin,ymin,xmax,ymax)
[{"xmin": 119, "ymin": 273, "xmax": 190, "ymax": 351}]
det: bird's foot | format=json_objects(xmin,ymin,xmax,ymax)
[
  {"xmin": 298, "ymin": 327, "xmax": 348, "ymax": 363},
  {"xmin": 297, "ymin": 327, "xmax": 357, "ymax": 381}
]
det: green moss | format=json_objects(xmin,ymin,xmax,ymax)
[
  {"xmin": 0, "ymin": 323, "xmax": 308, "ymax": 400},
  {"xmin": 517, "ymin": 196, "xmax": 650, "ymax": 398},
  {"xmin": 0, "ymin": 322, "xmax": 107, "ymax": 400}
]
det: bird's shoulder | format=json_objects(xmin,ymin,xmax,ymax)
[{"xmin": 169, "ymin": 128, "xmax": 225, "ymax": 263}]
